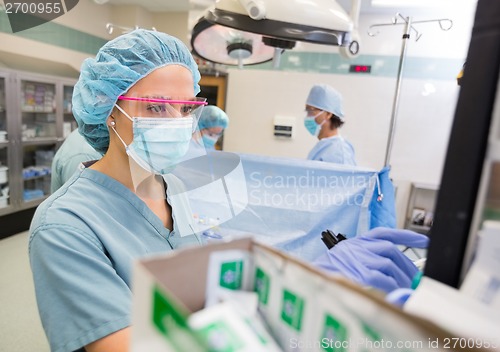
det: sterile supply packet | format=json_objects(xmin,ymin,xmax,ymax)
[
  {"xmin": 253, "ymin": 245, "xmax": 286, "ymax": 343},
  {"xmin": 336, "ymin": 280, "xmax": 433, "ymax": 352},
  {"xmin": 188, "ymin": 301, "xmax": 283, "ymax": 352},
  {"xmin": 274, "ymin": 262, "xmax": 323, "ymax": 352},
  {"xmin": 205, "ymin": 250, "xmax": 254, "ymax": 307},
  {"xmin": 308, "ymin": 283, "xmax": 364, "ymax": 352},
  {"xmin": 213, "ymin": 287, "xmax": 259, "ymax": 317}
]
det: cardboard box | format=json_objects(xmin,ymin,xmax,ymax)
[{"xmin": 131, "ymin": 237, "xmax": 489, "ymax": 352}]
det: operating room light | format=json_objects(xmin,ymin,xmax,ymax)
[
  {"xmin": 191, "ymin": 17, "xmax": 276, "ymax": 67},
  {"xmin": 192, "ymin": 0, "xmax": 362, "ymax": 68}
]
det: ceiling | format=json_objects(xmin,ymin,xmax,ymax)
[
  {"xmin": 98, "ymin": 0, "xmax": 477, "ymax": 42},
  {"xmin": 104, "ymin": 0, "xmax": 216, "ymax": 12},
  {"xmin": 99, "ymin": 0, "xmax": 475, "ymax": 15}
]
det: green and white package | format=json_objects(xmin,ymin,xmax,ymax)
[
  {"xmin": 276, "ymin": 262, "xmax": 324, "ymax": 352},
  {"xmin": 205, "ymin": 250, "xmax": 254, "ymax": 307},
  {"xmin": 311, "ymin": 284, "xmax": 364, "ymax": 352},
  {"xmin": 188, "ymin": 301, "xmax": 283, "ymax": 352},
  {"xmin": 252, "ymin": 246, "xmax": 285, "ymax": 341}
]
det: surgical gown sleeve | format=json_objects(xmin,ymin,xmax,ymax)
[
  {"xmin": 29, "ymin": 224, "xmax": 131, "ymax": 352},
  {"xmin": 307, "ymin": 136, "xmax": 356, "ymax": 166},
  {"xmin": 50, "ymin": 131, "xmax": 101, "ymax": 192}
]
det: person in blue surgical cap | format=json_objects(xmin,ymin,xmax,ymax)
[
  {"xmin": 197, "ymin": 105, "xmax": 229, "ymax": 150},
  {"xmin": 182, "ymin": 105, "xmax": 229, "ymax": 160},
  {"xmin": 304, "ymin": 84, "xmax": 356, "ymax": 165},
  {"xmin": 29, "ymin": 29, "xmax": 206, "ymax": 352}
]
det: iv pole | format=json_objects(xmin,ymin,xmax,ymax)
[{"xmin": 368, "ymin": 14, "xmax": 453, "ymax": 167}]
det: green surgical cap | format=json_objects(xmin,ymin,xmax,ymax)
[
  {"xmin": 197, "ymin": 105, "xmax": 229, "ymax": 130},
  {"xmin": 72, "ymin": 29, "xmax": 201, "ymax": 154}
]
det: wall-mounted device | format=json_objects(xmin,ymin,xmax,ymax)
[
  {"xmin": 349, "ymin": 64, "xmax": 371, "ymax": 73},
  {"xmin": 273, "ymin": 116, "xmax": 295, "ymax": 139}
]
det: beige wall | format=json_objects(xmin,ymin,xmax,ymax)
[
  {"xmin": 1, "ymin": 2, "xmax": 190, "ymax": 76},
  {"xmin": 0, "ymin": 33, "xmax": 89, "ymax": 76},
  {"xmin": 53, "ymin": 1, "xmax": 190, "ymax": 43},
  {"xmin": 108, "ymin": 5, "xmax": 152, "ymax": 39},
  {"xmin": 153, "ymin": 12, "xmax": 190, "ymax": 46},
  {"xmin": 52, "ymin": 0, "xmax": 111, "ymax": 38}
]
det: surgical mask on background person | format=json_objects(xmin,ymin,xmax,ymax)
[
  {"xmin": 202, "ymin": 134, "xmax": 219, "ymax": 149},
  {"xmin": 113, "ymin": 104, "xmax": 193, "ymax": 174},
  {"xmin": 304, "ymin": 110, "xmax": 324, "ymax": 137}
]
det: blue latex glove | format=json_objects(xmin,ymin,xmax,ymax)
[{"xmin": 313, "ymin": 227, "xmax": 429, "ymax": 294}]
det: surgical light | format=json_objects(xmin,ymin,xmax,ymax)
[
  {"xmin": 191, "ymin": 17, "xmax": 277, "ymax": 68},
  {"xmin": 191, "ymin": 0, "xmax": 362, "ymax": 68}
]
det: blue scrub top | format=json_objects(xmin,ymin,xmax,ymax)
[
  {"xmin": 29, "ymin": 166, "xmax": 199, "ymax": 352},
  {"xmin": 307, "ymin": 135, "xmax": 357, "ymax": 166},
  {"xmin": 50, "ymin": 129, "xmax": 102, "ymax": 192}
]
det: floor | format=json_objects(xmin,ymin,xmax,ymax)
[{"xmin": 0, "ymin": 231, "xmax": 50, "ymax": 352}]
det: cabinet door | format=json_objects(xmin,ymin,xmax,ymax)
[
  {"xmin": 0, "ymin": 73, "xmax": 12, "ymax": 213},
  {"xmin": 62, "ymin": 83, "xmax": 77, "ymax": 138},
  {"xmin": 18, "ymin": 77, "xmax": 57, "ymax": 208}
]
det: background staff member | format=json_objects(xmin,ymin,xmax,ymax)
[
  {"xmin": 304, "ymin": 84, "xmax": 356, "ymax": 165},
  {"xmin": 197, "ymin": 105, "xmax": 229, "ymax": 150}
]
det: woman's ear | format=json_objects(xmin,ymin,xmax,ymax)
[{"xmin": 107, "ymin": 116, "xmax": 116, "ymax": 128}]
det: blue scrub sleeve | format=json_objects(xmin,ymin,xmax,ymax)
[
  {"xmin": 29, "ymin": 224, "xmax": 131, "ymax": 352},
  {"xmin": 51, "ymin": 152, "xmax": 97, "ymax": 192}
]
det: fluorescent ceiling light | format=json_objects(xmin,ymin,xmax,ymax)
[
  {"xmin": 372, "ymin": 0, "xmax": 450, "ymax": 7},
  {"xmin": 372, "ymin": 0, "xmax": 476, "ymax": 8}
]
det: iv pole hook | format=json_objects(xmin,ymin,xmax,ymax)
[{"xmin": 367, "ymin": 14, "xmax": 453, "ymax": 167}]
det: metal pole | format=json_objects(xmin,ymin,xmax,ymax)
[
  {"xmin": 272, "ymin": 48, "xmax": 281, "ymax": 69},
  {"xmin": 384, "ymin": 16, "xmax": 412, "ymax": 167}
]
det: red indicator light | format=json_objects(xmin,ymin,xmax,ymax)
[{"xmin": 349, "ymin": 65, "xmax": 371, "ymax": 73}]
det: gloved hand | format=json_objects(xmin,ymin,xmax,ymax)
[{"xmin": 313, "ymin": 227, "xmax": 429, "ymax": 294}]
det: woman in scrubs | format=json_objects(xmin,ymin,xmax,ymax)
[
  {"xmin": 304, "ymin": 84, "xmax": 357, "ymax": 165},
  {"xmin": 29, "ymin": 29, "xmax": 206, "ymax": 352}
]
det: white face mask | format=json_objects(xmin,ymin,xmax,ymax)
[{"xmin": 113, "ymin": 104, "xmax": 193, "ymax": 174}]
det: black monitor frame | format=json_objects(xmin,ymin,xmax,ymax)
[{"xmin": 424, "ymin": 0, "xmax": 500, "ymax": 288}]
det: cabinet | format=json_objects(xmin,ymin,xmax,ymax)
[
  {"xmin": 0, "ymin": 72, "xmax": 10, "ymax": 212},
  {"xmin": 0, "ymin": 69, "xmax": 76, "ymax": 217},
  {"xmin": 404, "ymin": 183, "xmax": 439, "ymax": 234}
]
